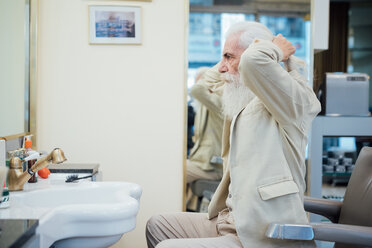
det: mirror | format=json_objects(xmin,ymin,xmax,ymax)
[
  {"xmin": 0, "ymin": 0, "xmax": 36, "ymax": 139},
  {"xmin": 185, "ymin": 0, "xmax": 311, "ymax": 211}
]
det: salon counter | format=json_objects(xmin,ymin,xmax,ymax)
[{"xmin": 0, "ymin": 219, "xmax": 39, "ymax": 248}]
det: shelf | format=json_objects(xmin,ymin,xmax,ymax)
[{"xmin": 323, "ymin": 172, "xmax": 352, "ymax": 176}]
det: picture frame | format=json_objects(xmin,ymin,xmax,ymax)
[{"xmin": 89, "ymin": 5, "xmax": 141, "ymax": 44}]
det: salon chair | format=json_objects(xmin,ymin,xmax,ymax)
[
  {"xmin": 266, "ymin": 146, "xmax": 372, "ymax": 247},
  {"xmin": 190, "ymin": 156, "xmax": 222, "ymax": 212}
]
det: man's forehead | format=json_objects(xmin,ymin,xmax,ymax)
[{"xmin": 223, "ymin": 34, "xmax": 242, "ymax": 53}]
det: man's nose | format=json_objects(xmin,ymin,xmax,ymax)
[{"xmin": 218, "ymin": 62, "xmax": 228, "ymax": 73}]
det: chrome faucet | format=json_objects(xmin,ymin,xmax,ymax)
[{"xmin": 8, "ymin": 148, "xmax": 66, "ymax": 191}]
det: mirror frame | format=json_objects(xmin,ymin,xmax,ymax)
[
  {"xmin": 2, "ymin": 0, "xmax": 37, "ymax": 144},
  {"xmin": 182, "ymin": 0, "xmax": 189, "ymax": 212},
  {"xmin": 29, "ymin": 0, "xmax": 37, "ymax": 146}
]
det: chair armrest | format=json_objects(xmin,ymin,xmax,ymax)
[
  {"xmin": 313, "ymin": 223, "xmax": 372, "ymax": 246},
  {"xmin": 266, "ymin": 223, "xmax": 314, "ymax": 240},
  {"xmin": 304, "ymin": 196, "xmax": 343, "ymax": 223},
  {"xmin": 266, "ymin": 223, "xmax": 372, "ymax": 247}
]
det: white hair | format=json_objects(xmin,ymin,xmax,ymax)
[
  {"xmin": 226, "ymin": 21, "xmax": 273, "ymax": 50},
  {"xmin": 226, "ymin": 21, "xmax": 307, "ymax": 77}
]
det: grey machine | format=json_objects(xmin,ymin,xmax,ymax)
[{"xmin": 320, "ymin": 73, "xmax": 370, "ymax": 116}]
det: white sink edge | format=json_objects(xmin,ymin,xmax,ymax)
[
  {"xmin": 10, "ymin": 181, "xmax": 142, "ymax": 206},
  {"xmin": 13, "ymin": 181, "xmax": 143, "ymax": 202}
]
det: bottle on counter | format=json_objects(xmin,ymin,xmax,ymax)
[
  {"xmin": 25, "ymin": 139, "xmax": 37, "ymax": 183},
  {"xmin": 0, "ymin": 166, "xmax": 9, "ymax": 209},
  {"xmin": 0, "ymin": 187, "xmax": 9, "ymax": 209}
]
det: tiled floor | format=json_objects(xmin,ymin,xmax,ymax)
[{"xmin": 322, "ymin": 183, "xmax": 347, "ymax": 200}]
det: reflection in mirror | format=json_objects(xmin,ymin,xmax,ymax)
[
  {"xmin": 185, "ymin": 0, "xmax": 311, "ymax": 212},
  {"xmin": 0, "ymin": 0, "xmax": 30, "ymax": 137}
]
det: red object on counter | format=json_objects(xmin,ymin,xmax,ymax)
[{"xmin": 38, "ymin": 168, "xmax": 50, "ymax": 179}]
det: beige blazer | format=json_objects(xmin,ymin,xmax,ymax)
[
  {"xmin": 208, "ymin": 40, "xmax": 321, "ymax": 247},
  {"xmin": 188, "ymin": 73, "xmax": 224, "ymax": 171}
]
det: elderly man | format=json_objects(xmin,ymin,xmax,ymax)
[
  {"xmin": 187, "ymin": 67, "xmax": 224, "ymax": 184},
  {"xmin": 146, "ymin": 21, "xmax": 320, "ymax": 248}
]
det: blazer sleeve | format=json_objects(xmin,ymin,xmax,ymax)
[
  {"xmin": 190, "ymin": 64, "xmax": 224, "ymax": 117},
  {"xmin": 238, "ymin": 39, "xmax": 320, "ymax": 130}
]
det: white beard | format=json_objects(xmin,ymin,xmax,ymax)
[{"xmin": 222, "ymin": 73, "xmax": 255, "ymax": 119}]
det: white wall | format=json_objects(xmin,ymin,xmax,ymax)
[{"xmin": 37, "ymin": 0, "xmax": 187, "ymax": 247}]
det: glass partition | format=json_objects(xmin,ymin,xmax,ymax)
[{"xmin": 0, "ymin": 0, "xmax": 30, "ymax": 137}]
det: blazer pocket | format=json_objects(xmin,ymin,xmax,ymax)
[{"xmin": 257, "ymin": 180, "xmax": 299, "ymax": 201}]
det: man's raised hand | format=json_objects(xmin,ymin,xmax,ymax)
[{"xmin": 272, "ymin": 34, "xmax": 296, "ymax": 62}]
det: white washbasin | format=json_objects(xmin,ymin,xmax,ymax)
[{"xmin": 4, "ymin": 178, "xmax": 142, "ymax": 248}]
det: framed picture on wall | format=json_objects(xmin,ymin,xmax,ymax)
[{"xmin": 89, "ymin": 5, "xmax": 141, "ymax": 44}]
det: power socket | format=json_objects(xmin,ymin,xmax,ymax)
[{"xmin": 0, "ymin": 140, "xmax": 5, "ymax": 167}]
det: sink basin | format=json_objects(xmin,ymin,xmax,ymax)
[{"xmin": 5, "ymin": 179, "xmax": 142, "ymax": 248}]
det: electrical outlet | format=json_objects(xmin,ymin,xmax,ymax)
[{"xmin": 0, "ymin": 140, "xmax": 5, "ymax": 167}]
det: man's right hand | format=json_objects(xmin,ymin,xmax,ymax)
[{"xmin": 272, "ymin": 34, "xmax": 296, "ymax": 62}]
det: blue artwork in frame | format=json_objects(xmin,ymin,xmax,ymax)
[{"xmin": 89, "ymin": 5, "xmax": 141, "ymax": 44}]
